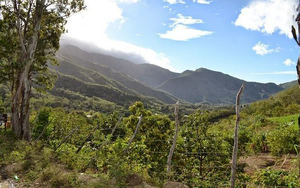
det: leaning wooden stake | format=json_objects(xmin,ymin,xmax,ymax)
[
  {"xmin": 292, "ymin": 0, "xmax": 300, "ymax": 177},
  {"xmin": 99, "ymin": 116, "xmax": 122, "ymax": 149},
  {"xmin": 167, "ymin": 101, "xmax": 180, "ymax": 174},
  {"xmin": 55, "ymin": 126, "xmax": 79, "ymax": 151},
  {"xmin": 76, "ymin": 123, "xmax": 102, "ymax": 154},
  {"xmin": 124, "ymin": 115, "xmax": 143, "ymax": 153},
  {"xmin": 230, "ymin": 84, "xmax": 244, "ymax": 188}
]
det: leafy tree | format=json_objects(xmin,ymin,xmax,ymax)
[
  {"xmin": 0, "ymin": 0, "xmax": 84, "ymax": 140},
  {"xmin": 174, "ymin": 111, "xmax": 231, "ymax": 186}
]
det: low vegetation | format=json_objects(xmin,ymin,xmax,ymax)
[{"xmin": 1, "ymin": 85, "xmax": 300, "ymax": 187}]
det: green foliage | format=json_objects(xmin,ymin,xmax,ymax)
[
  {"xmin": 253, "ymin": 168, "xmax": 299, "ymax": 187},
  {"xmin": 266, "ymin": 123, "xmax": 298, "ymax": 155},
  {"xmin": 247, "ymin": 132, "xmax": 268, "ymax": 154},
  {"xmin": 247, "ymin": 86, "xmax": 300, "ymax": 117},
  {"xmin": 3, "ymin": 92, "xmax": 300, "ymax": 187},
  {"xmin": 32, "ymin": 108, "xmax": 51, "ymax": 140}
]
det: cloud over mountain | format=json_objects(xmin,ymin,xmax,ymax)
[{"xmin": 65, "ymin": 0, "xmax": 175, "ymax": 71}]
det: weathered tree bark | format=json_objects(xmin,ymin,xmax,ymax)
[
  {"xmin": 297, "ymin": 58, "xmax": 300, "ymax": 177},
  {"xmin": 10, "ymin": 0, "xmax": 46, "ymax": 141},
  {"xmin": 167, "ymin": 101, "xmax": 180, "ymax": 174},
  {"xmin": 125, "ymin": 115, "xmax": 142, "ymax": 153},
  {"xmin": 292, "ymin": 1, "xmax": 300, "ymax": 177},
  {"xmin": 230, "ymin": 84, "xmax": 244, "ymax": 188}
]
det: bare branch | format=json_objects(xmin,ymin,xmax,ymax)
[
  {"xmin": 76, "ymin": 123, "xmax": 102, "ymax": 154},
  {"xmin": 292, "ymin": 26, "xmax": 300, "ymax": 46},
  {"xmin": 54, "ymin": 126, "xmax": 79, "ymax": 151},
  {"xmin": 98, "ymin": 116, "xmax": 122, "ymax": 149},
  {"xmin": 28, "ymin": 0, "xmax": 46, "ymax": 59},
  {"xmin": 23, "ymin": 0, "xmax": 33, "ymax": 36},
  {"xmin": 124, "ymin": 115, "xmax": 143, "ymax": 153},
  {"xmin": 12, "ymin": 0, "xmax": 27, "ymax": 53}
]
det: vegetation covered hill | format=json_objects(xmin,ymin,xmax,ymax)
[
  {"xmin": 279, "ymin": 80, "xmax": 298, "ymax": 89},
  {"xmin": 58, "ymin": 44, "xmax": 179, "ymax": 89},
  {"xmin": 57, "ymin": 43, "xmax": 284, "ymax": 105},
  {"xmin": 55, "ymin": 48, "xmax": 178, "ymax": 105},
  {"xmin": 158, "ymin": 68, "xmax": 283, "ymax": 104},
  {"xmin": 1, "ymin": 82, "xmax": 300, "ymax": 187}
]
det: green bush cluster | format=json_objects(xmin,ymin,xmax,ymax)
[{"xmin": 252, "ymin": 168, "xmax": 299, "ymax": 187}]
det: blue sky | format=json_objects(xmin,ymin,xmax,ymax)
[{"xmin": 66, "ymin": 0, "xmax": 299, "ymax": 84}]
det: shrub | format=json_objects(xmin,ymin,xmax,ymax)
[
  {"xmin": 252, "ymin": 168, "xmax": 299, "ymax": 187},
  {"xmin": 266, "ymin": 124, "xmax": 298, "ymax": 155},
  {"xmin": 247, "ymin": 133, "xmax": 267, "ymax": 154}
]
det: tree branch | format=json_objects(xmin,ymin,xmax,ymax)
[
  {"xmin": 124, "ymin": 115, "xmax": 142, "ymax": 153},
  {"xmin": 12, "ymin": 0, "xmax": 27, "ymax": 54},
  {"xmin": 54, "ymin": 126, "xmax": 79, "ymax": 151},
  {"xmin": 23, "ymin": 0, "xmax": 33, "ymax": 37}
]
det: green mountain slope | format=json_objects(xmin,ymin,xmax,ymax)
[
  {"xmin": 53, "ymin": 55, "xmax": 178, "ymax": 105},
  {"xmin": 56, "ymin": 43, "xmax": 285, "ymax": 105},
  {"xmin": 158, "ymin": 68, "xmax": 283, "ymax": 104},
  {"xmin": 58, "ymin": 44, "xmax": 179, "ymax": 88},
  {"xmin": 279, "ymin": 80, "xmax": 297, "ymax": 89}
]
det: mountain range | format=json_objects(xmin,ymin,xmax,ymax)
[{"xmin": 50, "ymin": 41, "xmax": 287, "ymax": 107}]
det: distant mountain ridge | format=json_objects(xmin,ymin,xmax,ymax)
[
  {"xmin": 58, "ymin": 45, "xmax": 179, "ymax": 88},
  {"xmin": 279, "ymin": 80, "xmax": 297, "ymax": 89},
  {"xmin": 158, "ymin": 68, "xmax": 282, "ymax": 104},
  {"xmin": 54, "ymin": 42, "xmax": 285, "ymax": 105},
  {"xmin": 54, "ymin": 46, "xmax": 178, "ymax": 105}
]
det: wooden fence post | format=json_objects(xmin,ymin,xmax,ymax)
[
  {"xmin": 167, "ymin": 101, "xmax": 180, "ymax": 174},
  {"xmin": 124, "ymin": 115, "xmax": 143, "ymax": 153},
  {"xmin": 230, "ymin": 84, "xmax": 244, "ymax": 188}
]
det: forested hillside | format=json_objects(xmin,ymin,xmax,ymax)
[
  {"xmin": 1, "ymin": 0, "xmax": 300, "ymax": 187},
  {"xmin": 1, "ymin": 84, "xmax": 300, "ymax": 187},
  {"xmin": 158, "ymin": 68, "xmax": 283, "ymax": 104},
  {"xmin": 57, "ymin": 43, "xmax": 284, "ymax": 105}
]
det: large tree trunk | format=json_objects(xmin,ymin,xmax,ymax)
[
  {"xmin": 11, "ymin": 59, "xmax": 33, "ymax": 140},
  {"xmin": 21, "ymin": 75, "xmax": 32, "ymax": 140},
  {"xmin": 10, "ymin": 0, "xmax": 45, "ymax": 141}
]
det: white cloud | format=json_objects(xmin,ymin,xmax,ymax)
[
  {"xmin": 164, "ymin": 0, "xmax": 186, "ymax": 4},
  {"xmin": 254, "ymin": 71, "xmax": 296, "ymax": 75},
  {"xmin": 193, "ymin": 0, "xmax": 212, "ymax": 4},
  {"xmin": 283, "ymin": 58, "xmax": 296, "ymax": 66},
  {"xmin": 170, "ymin": 14, "xmax": 203, "ymax": 27},
  {"xmin": 252, "ymin": 41, "xmax": 279, "ymax": 55},
  {"xmin": 235, "ymin": 0, "xmax": 298, "ymax": 38},
  {"xmin": 65, "ymin": 0, "xmax": 175, "ymax": 71},
  {"xmin": 159, "ymin": 24, "xmax": 212, "ymax": 41},
  {"xmin": 159, "ymin": 13, "xmax": 212, "ymax": 41},
  {"xmin": 118, "ymin": 0, "xmax": 140, "ymax": 3}
]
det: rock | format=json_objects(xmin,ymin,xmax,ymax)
[
  {"xmin": 127, "ymin": 182, "xmax": 157, "ymax": 188},
  {"xmin": 3, "ymin": 164, "xmax": 22, "ymax": 179},
  {"xmin": 164, "ymin": 181, "xmax": 189, "ymax": 188},
  {"xmin": 126, "ymin": 174, "xmax": 143, "ymax": 186},
  {"xmin": 0, "ymin": 180, "xmax": 16, "ymax": 188}
]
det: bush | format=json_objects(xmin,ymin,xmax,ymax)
[
  {"xmin": 247, "ymin": 133, "xmax": 267, "ymax": 154},
  {"xmin": 252, "ymin": 168, "xmax": 299, "ymax": 187},
  {"xmin": 266, "ymin": 124, "xmax": 298, "ymax": 155}
]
